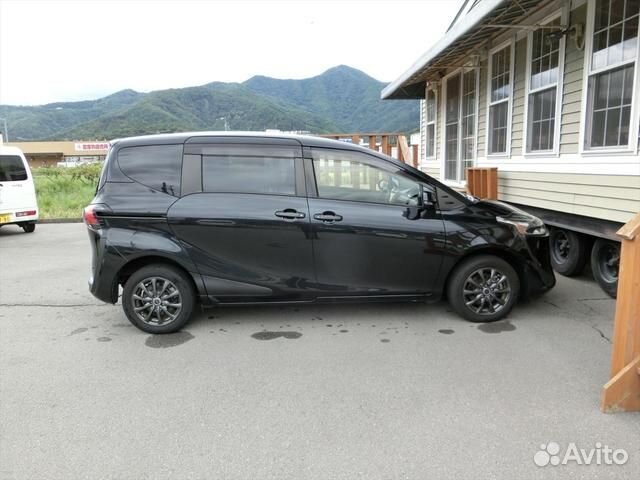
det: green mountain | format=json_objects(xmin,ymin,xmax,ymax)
[
  {"xmin": 0, "ymin": 66, "xmax": 418, "ymax": 141},
  {"xmin": 244, "ymin": 65, "xmax": 418, "ymax": 132}
]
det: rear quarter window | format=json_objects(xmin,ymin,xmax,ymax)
[
  {"xmin": 117, "ymin": 144, "xmax": 183, "ymax": 196},
  {"xmin": 0, "ymin": 155, "xmax": 28, "ymax": 182}
]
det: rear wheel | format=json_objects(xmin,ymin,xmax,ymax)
[
  {"xmin": 590, "ymin": 239, "xmax": 619, "ymax": 298},
  {"xmin": 22, "ymin": 223, "xmax": 36, "ymax": 233},
  {"xmin": 549, "ymin": 228, "xmax": 587, "ymax": 276},
  {"xmin": 447, "ymin": 255, "xmax": 520, "ymax": 323},
  {"xmin": 122, "ymin": 264, "xmax": 195, "ymax": 334}
]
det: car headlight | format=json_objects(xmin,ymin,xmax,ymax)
[{"xmin": 496, "ymin": 215, "xmax": 548, "ymax": 236}]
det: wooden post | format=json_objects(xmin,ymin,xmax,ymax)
[
  {"xmin": 412, "ymin": 144, "xmax": 419, "ymax": 168},
  {"xmin": 351, "ymin": 135, "xmax": 360, "ymax": 146},
  {"xmin": 380, "ymin": 135, "xmax": 389, "ymax": 157},
  {"xmin": 368, "ymin": 135, "xmax": 377, "ymax": 152},
  {"xmin": 601, "ymin": 212, "xmax": 640, "ymax": 413},
  {"xmin": 397, "ymin": 135, "xmax": 412, "ymax": 165}
]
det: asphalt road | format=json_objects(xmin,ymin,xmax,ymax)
[{"xmin": 1, "ymin": 223, "xmax": 639, "ymax": 480}]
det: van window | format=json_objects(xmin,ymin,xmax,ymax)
[
  {"xmin": 203, "ymin": 155, "xmax": 295, "ymax": 195},
  {"xmin": 312, "ymin": 149, "xmax": 420, "ymax": 206},
  {"xmin": 117, "ymin": 145, "xmax": 182, "ymax": 196},
  {"xmin": 0, "ymin": 155, "xmax": 28, "ymax": 182}
]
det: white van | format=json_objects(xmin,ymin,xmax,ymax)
[{"xmin": 0, "ymin": 145, "xmax": 39, "ymax": 233}]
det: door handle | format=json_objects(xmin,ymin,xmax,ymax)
[
  {"xmin": 313, "ymin": 211, "xmax": 343, "ymax": 223},
  {"xmin": 275, "ymin": 209, "xmax": 306, "ymax": 220}
]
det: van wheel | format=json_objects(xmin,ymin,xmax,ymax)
[
  {"xmin": 590, "ymin": 239, "xmax": 619, "ymax": 299},
  {"xmin": 549, "ymin": 228, "xmax": 587, "ymax": 276},
  {"xmin": 447, "ymin": 255, "xmax": 520, "ymax": 323},
  {"xmin": 22, "ymin": 223, "xmax": 36, "ymax": 233},
  {"xmin": 122, "ymin": 264, "xmax": 195, "ymax": 334}
]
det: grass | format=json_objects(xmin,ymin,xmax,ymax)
[{"xmin": 32, "ymin": 164, "xmax": 101, "ymax": 219}]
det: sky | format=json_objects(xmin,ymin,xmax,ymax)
[{"xmin": 0, "ymin": 0, "xmax": 461, "ymax": 106}]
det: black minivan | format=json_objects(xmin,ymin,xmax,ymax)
[{"xmin": 84, "ymin": 132, "xmax": 555, "ymax": 333}]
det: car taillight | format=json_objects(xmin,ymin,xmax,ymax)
[
  {"xmin": 16, "ymin": 210, "xmax": 37, "ymax": 217},
  {"xmin": 83, "ymin": 205, "xmax": 101, "ymax": 229}
]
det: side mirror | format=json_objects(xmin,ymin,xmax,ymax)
[
  {"xmin": 404, "ymin": 185, "xmax": 436, "ymax": 220},
  {"xmin": 423, "ymin": 187, "xmax": 436, "ymax": 208}
]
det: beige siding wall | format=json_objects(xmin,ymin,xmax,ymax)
[
  {"xmin": 510, "ymin": 38, "xmax": 527, "ymax": 156},
  {"xmin": 416, "ymin": 0, "xmax": 639, "ymax": 224},
  {"xmin": 498, "ymin": 171, "xmax": 640, "ymax": 223},
  {"xmin": 424, "ymin": 166, "xmax": 440, "ymax": 178},
  {"xmin": 560, "ymin": 3, "xmax": 586, "ymax": 155}
]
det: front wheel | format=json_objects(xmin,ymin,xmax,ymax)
[
  {"xmin": 447, "ymin": 255, "xmax": 520, "ymax": 323},
  {"xmin": 122, "ymin": 264, "xmax": 195, "ymax": 334},
  {"xmin": 590, "ymin": 239, "xmax": 619, "ymax": 298}
]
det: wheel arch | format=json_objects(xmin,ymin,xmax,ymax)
[
  {"xmin": 116, "ymin": 255, "xmax": 204, "ymax": 299},
  {"xmin": 441, "ymin": 247, "xmax": 526, "ymax": 300}
]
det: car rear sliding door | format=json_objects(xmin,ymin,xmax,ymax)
[{"xmin": 167, "ymin": 139, "xmax": 315, "ymax": 301}]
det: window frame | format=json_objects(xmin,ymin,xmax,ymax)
[
  {"xmin": 522, "ymin": 10, "xmax": 566, "ymax": 157},
  {"xmin": 580, "ymin": 0, "xmax": 640, "ymax": 154},
  {"xmin": 424, "ymin": 87, "xmax": 438, "ymax": 161},
  {"xmin": 485, "ymin": 39, "xmax": 515, "ymax": 157},
  {"xmin": 440, "ymin": 66, "xmax": 480, "ymax": 186}
]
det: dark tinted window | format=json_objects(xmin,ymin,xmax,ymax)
[
  {"xmin": 117, "ymin": 145, "xmax": 182, "ymax": 196},
  {"xmin": 0, "ymin": 155, "xmax": 28, "ymax": 182},
  {"xmin": 203, "ymin": 155, "xmax": 295, "ymax": 195}
]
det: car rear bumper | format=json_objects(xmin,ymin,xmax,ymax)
[
  {"xmin": 87, "ymin": 228, "xmax": 122, "ymax": 304},
  {"xmin": 0, "ymin": 209, "xmax": 39, "ymax": 225}
]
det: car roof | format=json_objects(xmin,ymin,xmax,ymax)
[
  {"xmin": 111, "ymin": 131, "xmax": 395, "ymax": 156},
  {"xmin": 0, "ymin": 145, "xmax": 25, "ymax": 156}
]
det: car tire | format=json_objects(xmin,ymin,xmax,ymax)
[
  {"xmin": 590, "ymin": 239, "xmax": 619, "ymax": 299},
  {"xmin": 549, "ymin": 228, "xmax": 588, "ymax": 276},
  {"xmin": 447, "ymin": 255, "xmax": 520, "ymax": 323},
  {"xmin": 122, "ymin": 264, "xmax": 196, "ymax": 334},
  {"xmin": 22, "ymin": 223, "xmax": 36, "ymax": 233}
]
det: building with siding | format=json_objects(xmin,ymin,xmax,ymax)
[
  {"xmin": 382, "ymin": 0, "xmax": 639, "ymax": 225},
  {"xmin": 3, "ymin": 141, "xmax": 108, "ymax": 167}
]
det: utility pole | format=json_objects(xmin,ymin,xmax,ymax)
[{"xmin": 0, "ymin": 118, "xmax": 8, "ymax": 142}]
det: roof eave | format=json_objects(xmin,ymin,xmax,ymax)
[{"xmin": 381, "ymin": 0, "xmax": 508, "ymax": 100}]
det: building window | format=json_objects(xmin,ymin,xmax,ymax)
[
  {"xmin": 526, "ymin": 16, "xmax": 563, "ymax": 153},
  {"xmin": 488, "ymin": 43, "xmax": 513, "ymax": 154},
  {"xmin": 585, "ymin": 0, "xmax": 638, "ymax": 149},
  {"xmin": 425, "ymin": 89, "xmax": 436, "ymax": 158},
  {"xmin": 444, "ymin": 69, "xmax": 477, "ymax": 182}
]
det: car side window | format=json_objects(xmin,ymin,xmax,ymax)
[
  {"xmin": 202, "ymin": 154, "xmax": 295, "ymax": 196},
  {"xmin": 117, "ymin": 144, "xmax": 183, "ymax": 196},
  {"xmin": 312, "ymin": 149, "xmax": 421, "ymax": 206}
]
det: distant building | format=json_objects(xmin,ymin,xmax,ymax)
[{"xmin": 3, "ymin": 141, "xmax": 108, "ymax": 167}]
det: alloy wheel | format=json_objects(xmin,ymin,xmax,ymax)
[
  {"xmin": 132, "ymin": 276, "xmax": 183, "ymax": 326},
  {"xmin": 462, "ymin": 267, "xmax": 512, "ymax": 315}
]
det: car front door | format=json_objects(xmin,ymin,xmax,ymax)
[
  {"xmin": 306, "ymin": 147, "xmax": 446, "ymax": 296},
  {"xmin": 168, "ymin": 140, "xmax": 314, "ymax": 301}
]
